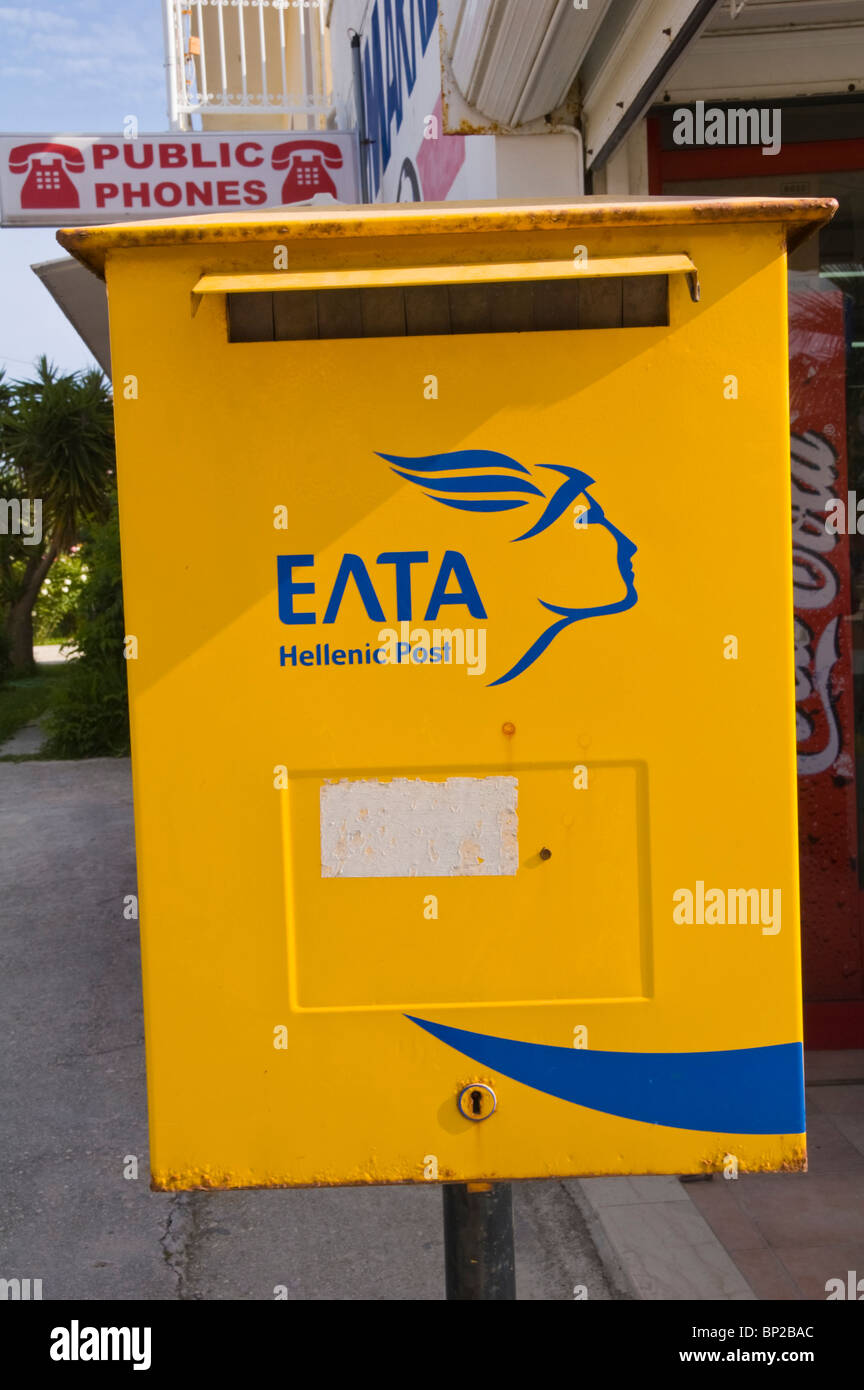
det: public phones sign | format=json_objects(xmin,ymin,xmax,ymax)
[{"xmin": 0, "ymin": 132, "xmax": 359, "ymax": 226}]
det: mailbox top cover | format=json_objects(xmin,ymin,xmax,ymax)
[{"xmin": 57, "ymin": 194, "xmax": 837, "ymax": 274}]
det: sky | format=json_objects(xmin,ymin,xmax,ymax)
[{"xmin": 0, "ymin": 1, "xmax": 167, "ymax": 380}]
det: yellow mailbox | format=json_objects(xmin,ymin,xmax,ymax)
[{"xmin": 59, "ymin": 196, "xmax": 835, "ymax": 1190}]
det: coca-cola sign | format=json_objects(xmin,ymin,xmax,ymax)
[
  {"xmin": 789, "ymin": 285, "xmax": 862, "ymax": 1009},
  {"xmin": 793, "ymin": 427, "xmax": 845, "ymax": 777}
]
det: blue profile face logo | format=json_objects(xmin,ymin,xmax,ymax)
[{"xmin": 379, "ymin": 449, "xmax": 639, "ymax": 685}]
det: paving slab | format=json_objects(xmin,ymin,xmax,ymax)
[
  {"xmin": 580, "ymin": 1177, "xmax": 756, "ymax": 1301},
  {"xmin": 0, "ymin": 719, "xmax": 44, "ymax": 756}
]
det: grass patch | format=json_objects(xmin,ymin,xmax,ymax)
[
  {"xmin": 41, "ymin": 660, "xmax": 129, "ymax": 759},
  {"xmin": 0, "ymin": 663, "xmax": 69, "ymax": 747}
]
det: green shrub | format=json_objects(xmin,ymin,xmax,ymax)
[
  {"xmin": 33, "ymin": 549, "xmax": 88, "ymax": 644},
  {"xmin": 0, "ymin": 628, "xmax": 10, "ymax": 688},
  {"xmin": 41, "ymin": 503, "xmax": 130, "ymax": 758},
  {"xmin": 41, "ymin": 660, "xmax": 129, "ymax": 758}
]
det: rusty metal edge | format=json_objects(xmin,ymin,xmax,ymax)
[
  {"xmin": 150, "ymin": 1148, "xmax": 808, "ymax": 1191},
  {"xmin": 57, "ymin": 196, "xmax": 838, "ymax": 279}
]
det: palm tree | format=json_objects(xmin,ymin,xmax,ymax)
[{"xmin": 0, "ymin": 357, "xmax": 115, "ymax": 675}]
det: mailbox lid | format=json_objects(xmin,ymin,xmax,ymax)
[{"xmin": 58, "ymin": 194, "xmax": 837, "ymax": 274}]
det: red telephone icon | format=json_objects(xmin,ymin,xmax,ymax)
[
  {"xmin": 271, "ymin": 140, "xmax": 343, "ymax": 203},
  {"xmin": 8, "ymin": 142, "xmax": 85, "ymax": 210}
]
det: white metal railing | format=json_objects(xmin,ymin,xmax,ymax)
[{"xmin": 163, "ymin": 0, "xmax": 337, "ymax": 130}]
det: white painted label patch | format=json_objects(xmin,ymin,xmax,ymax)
[{"xmin": 320, "ymin": 777, "xmax": 518, "ymax": 878}]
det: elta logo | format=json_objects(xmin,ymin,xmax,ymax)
[
  {"xmin": 8, "ymin": 142, "xmax": 85, "ymax": 209},
  {"xmin": 273, "ymin": 140, "xmax": 343, "ymax": 203},
  {"xmin": 381, "ymin": 449, "xmax": 639, "ymax": 685}
]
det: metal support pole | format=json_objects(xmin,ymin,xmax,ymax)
[
  {"xmin": 442, "ymin": 1182, "xmax": 516, "ymax": 1300},
  {"xmin": 350, "ymin": 31, "xmax": 371, "ymax": 204},
  {"xmin": 161, "ymin": 0, "xmax": 182, "ymax": 130}
]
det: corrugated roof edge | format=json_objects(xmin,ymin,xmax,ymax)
[{"xmin": 57, "ymin": 196, "xmax": 838, "ymax": 279}]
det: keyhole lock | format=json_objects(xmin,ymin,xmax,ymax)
[{"xmin": 457, "ymin": 1082, "xmax": 497, "ymax": 1121}]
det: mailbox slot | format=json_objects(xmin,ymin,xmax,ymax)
[
  {"xmin": 198, "ymin": 252, "xmax": 696, "ymax": 342},
  {"xmin": 225, "ymin": 274, "xmax": 671, "ymax": 341}
]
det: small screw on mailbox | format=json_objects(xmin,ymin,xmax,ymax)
[{"xmin": 458, "ymin": 1083, "xmax": 497, "ymax": 1121}]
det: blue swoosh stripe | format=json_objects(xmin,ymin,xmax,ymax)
[
  {"xmin": 406, "ymin": 1016, "xmax": 805, "ymax": 1135},
  {"xmin": 428, "ymin": 496, "xmax": 527, "ymax": 513},
  {"xmin": 513, "ymin": 469, "xmax": 593, "ymax": 541},
  {"xmin": 377, "ymin": 449, "xmax": 531, "ymax": 475},
  {"xmin": 391, "ymin": 468, "xmax": 544, "ymax": 496}
]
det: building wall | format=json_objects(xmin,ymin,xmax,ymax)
[
  {"xmin": 170, "ymin": 0, "xmax": 334, "ymax": 132},
  {"xmin": 327, "ymin": 0, "xmax": 582, "ymax": 203}
]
